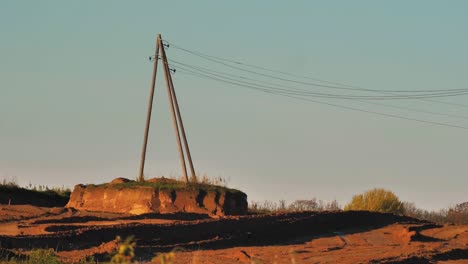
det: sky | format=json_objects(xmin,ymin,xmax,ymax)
[{"xmin": 1, "ymin": 1, "xmax": 467, "ymax": 210}]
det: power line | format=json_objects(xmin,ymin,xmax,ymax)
[
  {"xmin": 163, "ymin": 41, "xmax": 468, "ymax": 130},
  {"xmin": 172, "ymin": 61, "xmax": 468, "ymax": 119},
  {"xmin": 168, "ymin": 41, "xmax": 468, "ymax": 109},
  {"xmin": 421, "ymin": 98, "xmax": 468, "ymax": 109},
  {"xmin": 176, "ymin": 68, "xmax": 468, "ymax": 131},
  {"xmin": 173, "ymin": 62, "xmax": 468, "ymax": 100},
  {"xmin": 168, "ymin": 41, "xmax": 468, "ymax": 94},
  {"xmin": 274, "ymin": 92, "xmax": 468, "ymax": 131},
  {"xmin": 167, "ymin": 41, "xmax": 354, "ymax": 87},
  {"xmin": 353, "ymin": 99, "xmax": 468, "ymax": 120},
  {"xmin": 170, "ymin": 60, "xmax": 455, "ymax": 99}
]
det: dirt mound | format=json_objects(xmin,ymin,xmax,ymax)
[
  {"xmin": 158, "ymin": 189, "xmax": 246, "ymax": 216},
  {"xmin": 66, "ymin": 181, "xmax": 247, "ymax": 216},
  {"xmin": 393, "ymin": 223, "xmax": 443, "ymax": 244},
  {"xmin": 146, "ymin": 177, "xmax": 179, "ymax": 184},
  {"xmin": 0, "ymin": 186, "xmax": 69, "ymax": 207},
  {"xmin": 110, "ymin": 177, "xmax": 133, "ymax": 184},
  {"xmin": 66, "ymin": 184, "xmax": 159, "ymax": 215}
]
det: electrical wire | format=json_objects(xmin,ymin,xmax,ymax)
[
  {"xmin": 168, "ymin": 41, "xmax": 468, "ymax": 109},
  {"xmin": 176, "ymin": 69, "xmax": 468, "ymax": 130},
  {"xmin": 170, "ymin": 61, "xmax": 468, "ymax": 119},
  {"xmin": 173, "ymin": 62, "xmax": 468, "ymax": 100},
  {"xmin": 161, "ymin": 40, "xmax": 468, "ymax": 130},
  {"xmin": 168, "ymin": 41, "xmax": 468, "ymax": 94}
]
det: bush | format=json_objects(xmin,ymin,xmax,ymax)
[
  {"xmin": 111, "ymin": 236, "xmax": 136, "ymax": 264},
  {"xmin": 344, "ymin": 188, "xmax": 403, "ymax": 214},
  {"xmin": 447, "ymin": 208, "xmax": 468, "ymax": 225},
  {"xmin": 27, "ymin": 249, "xmax": 62, "ymax": 264},
  {"xmin": 249, "ymin": 199, "xmax": 341, "ymax": 214}
]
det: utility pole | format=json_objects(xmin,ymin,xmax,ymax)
[
  {"xmin": 159, "ymin": 37, "xmax": 189, "ymax": 182},
  {"xmin": 138, "ymin": 34, "xmax": 195, "ymax": 183},
  {"xmin": 163, "ymin": 50, "xmax": 196, "ymax": 180},
  {"xmin": 138, "ymin": 35, "xmax": 160, "ymax": 182}
]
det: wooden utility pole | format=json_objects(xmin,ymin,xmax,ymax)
[
  {"xmin": 138, "ymin": 35, "xmax": 160, "ymax": 182},
  {"xmin": 159, "ymin": 37, "xmax": 189, "ymax": 182},
  {"xmin": 168, "ymin": 71, "xmax": 196, "ymax": 179},
  {"xmin": 138, "ymin": 34, "xmax": 195, "ymax": 183},
  {"xmin": 163, "ymin": 52, "xmax": 196, "ymax": 179}
]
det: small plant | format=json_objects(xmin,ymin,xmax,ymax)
[
  {"xmin": 77, "ymin": 255, "xmax": 96, "ymax": 264},
  {"xmin": 0, "ymin": 249, "xmax": 63, "ymax": 264},
  {"xmin": 186, "ymin": 173, "xmax": 228, "ymax": 186},
  {"xmin": 189, "ymin": 174, "xmax": 198, "ymax": 184},
  {"xmin": 154, "ymin": 252, "xmax": 175, "ymax": 264},
  {"xmin": 111, "ymin": 236, "xmax": 136, "ymax": 264},
  {"xmin": 107, "ymin": 176, "xmax": 240, "ymax": 195},
  {"xmin": 27, "ymin": 249, "xmax": 62, "ymax": 264},
  {"xmin": 345, "ymin": 188, "xmax": 403, "ymax": 214}
]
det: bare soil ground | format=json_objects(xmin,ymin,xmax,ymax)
[{"xmin": 0, "ymin": 205, "xmax": 467, "ymax": 263}]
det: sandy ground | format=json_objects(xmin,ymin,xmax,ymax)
[{"xmin": 0, "ymin": 205, "xmax": 467, "ymax": 263}]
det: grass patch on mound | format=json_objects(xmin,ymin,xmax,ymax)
[
  {"xmin": 0, "ymin": 183, "xmax": 70, "ymax": 207},
  {"xmin": 0, "ymin": 185, "xmax": 70, "ymax": 199},
  {"xmin": 88, "ymin": 180, "xmax": 245, "ymax": 196}
]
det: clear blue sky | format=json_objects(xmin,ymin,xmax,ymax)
[{"xmin": 1, "ymin": 1, "xmax": 467, "ymax": 210}]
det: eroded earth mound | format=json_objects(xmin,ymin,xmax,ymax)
[{"xmin": 66, "ymin": 178, "xmax": 247, "ymax": 216}]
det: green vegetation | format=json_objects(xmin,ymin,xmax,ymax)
[
  {"xmin": 91, "ymin": 177, "xmax": 243, "ymax": 196},
  {"xmin": 137, "ymin": 173, "xmax": 145, "ymax": 183},
  {"xmin": 0, "ymin": 178, "xmax": 71, "ymax": 199},
  {"xmin": 249, "ymin": 191, "xmax": 467, "ymax": 225},
  {"xmin": 153, "ymin": 252, "xmax": 176, "ymax": 264},
  {"xmin": 27, "ymin": 249, "xmax": 62, "ymax": 264},
  {"xmin": 0, "ymin": 178, "xmax": 71, "ymax": 207},
  {"xmin": 0, "ymin": 178, "xmax": 19, "ymax": 188},
  {"xmin": 110, "ymin": 236, "xmax": 136, "ymax": 264},
  {"xmin": 0, "ymin": 184, "xmax": 69, "ymax": 197},
  {"xmin": 0, "ymin": 249, "xmax": 62, "ymax": 264},
  {"xmin": 344, "ymin": 188, "xmax": 404, "ymax": 214},
  {"xmin": 343, "ymin": 188, "xmax": 468, "ymax": 225}
]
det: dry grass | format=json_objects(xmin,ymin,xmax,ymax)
[{"xmin": 249, "ymin": 198, "xmax": 341, "ymax": 214}]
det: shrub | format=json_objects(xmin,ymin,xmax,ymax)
[
  {"xmin": 249, "ymin": 200, "xmax": 278, "ymax": 214},
  {"xmin": 288, "ymin": 199, "xmax": 322, "ymax": 211},
  {"xmin": 402, "ymin": 201, "xmax": 447, "ymax": 223},
  {"xmin": 446, "ymin": 203, "xmax": 468, "ymax": 225},
  {"xmin": 27, "ymin": 249, "xmax": 62, "ymax": 264},
  {"xmin": 111, "ymin": 236, "xmax": 136, "ymax": 264},
  {"xmin": 153, "ymin": 252, "xmax": 175, "ymax": 264},
  {"xmin": 344, "ymin": 188, "xmax": 403, "ymax": 214},
  {"xmin": 248, "ymin": 199, "xmax": 341, "ymax": 214}
]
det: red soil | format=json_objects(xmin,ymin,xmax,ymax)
[
  {"xmin": 0, "ymin": 205, "xmax": 467, "ymax": 263},
  {"xmin": 65, "ymin": 178, "xmax": 247, "ymax": 216}
]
